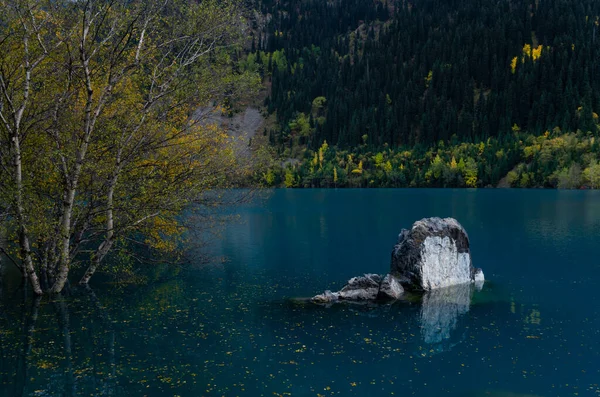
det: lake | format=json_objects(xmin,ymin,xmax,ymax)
[{"xmin": 1, "ymin": 189, "xmax": 600, "ymax": 396}]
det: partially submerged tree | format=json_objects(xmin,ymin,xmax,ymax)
[{"xmin": 0, "ymin": 0, "xmax": 257, "ymax": 294}]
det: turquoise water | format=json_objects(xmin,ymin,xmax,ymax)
[{"xmin": 2, "ymin": 189, "xmax": 600, "ymax": 396}]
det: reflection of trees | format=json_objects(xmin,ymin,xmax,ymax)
[
  {"xmin": 419, "ymin": 284, "xmax": 475, "ymax": 353},
  {"xmin": 3, "ymin": 276, "xmax": 259, "ymax": 396},
  {"xmin": 1, "ymin": 286, "xmax": 122, "ymax": 397},
  {"xmin": 82, "ymin": 286, "xmax": 117, "ymax": 396},
  {"xmin": 53, "ymin": 298, "xmax": 76, "ymax": 397},
  {"xmin": 8, "ymin": 295, "xmax": 80, "ymax": 397},
  {"xmin": 13, "ymin": 296, "xmax": 40, "ymax": 397}
]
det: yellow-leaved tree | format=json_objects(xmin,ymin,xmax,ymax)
[{"xmin": 0, "ymin": 0, "xmax": 257, "ymax": 294}]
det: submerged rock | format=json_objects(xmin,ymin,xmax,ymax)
[
  {"xmin": 310, "ymin": 273, "xmax": 403, "ymax": 304},
  {"xmin": 310, "ymin": 217, "xmax": 484, "ymax": 304},
  {"xmin": 391, "ymin": 217, "xmax": 484, "ymax": 290},
  {"xmin": 311, "ymin": 290, "xmax": 339, "ymax": 304}
]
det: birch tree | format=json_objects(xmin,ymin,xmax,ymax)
[
  {"xmin": 0, "ymin": 0, "xmax": 65, "ymax": 294},
  {"xmin": 0, "ymin": 0, "xmax": 255, "ymax": 294}
]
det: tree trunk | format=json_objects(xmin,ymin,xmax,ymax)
[
  {"xmin": 51, "ymin": 187, "xmax": 77, "ymax": 293},
  {"xmin": 79, "ymin": 179, "xmax": 115, "ymax": 285},
  {"xmin": 51, "ymin": 21, "xmax": 101, "ymax": 293},
  {"xmin": 20, "ymin": 229, "xmax": 42, "ymax": 295},
  {"xmin": 79, "ymin": 240, "xmax": 112, "ymax": 285},
  {"xmin": 13, "ymin": 136, "xmax": 43, "ymax": 295},
  {"xmin": 2, "ymin": 29, "xmax": 44, "ymax": 295}
]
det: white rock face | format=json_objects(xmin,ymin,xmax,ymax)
[
  {"xmin": 391, "ymin": 217, "xmax": 485, "ymax": 291},
  {"xmin": 420, "ymin": 236, "xmax": 472, "ymax": 290}
]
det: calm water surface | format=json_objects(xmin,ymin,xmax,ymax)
[{"xmin": 1, "ymin": 189, "xmax": 600, "ymax": 397}]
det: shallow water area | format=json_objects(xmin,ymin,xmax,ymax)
[{"xmin": 1, "ymin": 189, "xmax": 600, "ymax": 396}]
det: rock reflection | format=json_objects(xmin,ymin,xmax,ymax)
[{"xmin": 419, "ymin": 283, "xmax": 479, "ymax": 352}]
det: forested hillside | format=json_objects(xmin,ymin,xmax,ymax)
[{"xmin": 245, "ymin": 0, "xmax": 600, "ymax": 188}]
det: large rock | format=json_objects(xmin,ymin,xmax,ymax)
[
  {"xmin": 391, "ymin": 217, "xmax": 484, "ymax": 290},
  {"xmin": 310, "ymin": 217, "xmax": 484, "ymax": 304}
]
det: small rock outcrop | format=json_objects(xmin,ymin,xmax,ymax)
[
  {"xmin": 378, "ymin": 274, "xmax": 404, "ymax": 300},
  {"xmin": 311, "ymin": 273, "xmax": 404, "ymax": 304},
  {"xmin": 310, "ymin": 217, "xmax": 484, "ymax": 304},
  {"xmin": 339, "ymin": 274, "xmax": 382, "ymax": 300},
  {"xmin": 391, "ymin": 217, "xmax": 484, "ymax": 290}
]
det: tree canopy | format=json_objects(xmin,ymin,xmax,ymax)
[
  {"xmin": 0, "ymin": 0, "xmax": 257, "ymax": 294},
  {"xmin": 246, "ymin": 0, "xmax": 600, "ymax": 189}
]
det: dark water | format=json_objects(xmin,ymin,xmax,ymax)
[{"xmin": 2, "ymin": 189, "xmax": 600, "ymax": 397}]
